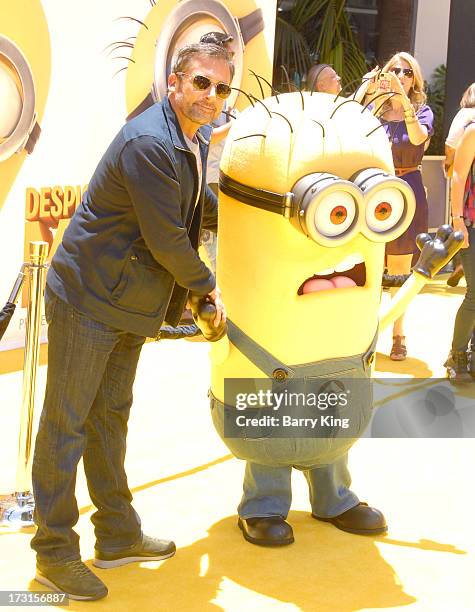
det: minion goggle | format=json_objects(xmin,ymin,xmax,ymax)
[
  {"xmin": 219, "ymin": 168, "xmax": 416, "ymax": 246},
  {"xmin": 0, "ymin": 35, "xmax": 39, "ymax": 162}
]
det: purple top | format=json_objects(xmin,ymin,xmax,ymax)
[{"xmin": 382, "ymin": 104, "xmax": 434, "ymax": 168}]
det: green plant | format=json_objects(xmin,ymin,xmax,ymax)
[
  {"xmin": 425, "ymin": 64, "xmax": 446, "ymax": 155},
  {"xmin": 274, "ymin": 0, "xmax": 368, "ymax": 91}
]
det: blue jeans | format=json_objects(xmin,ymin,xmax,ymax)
[
  {"xmin": 237, "ymin": 456, "xmax": 358, "ymax": 519},
  {"xmin": 210, "ymin": 396, "xmax": 360, "ymax": 519},
  {"xmin": 452, "ymin": 226, "xmax": 475, "ymax": 350},
  {"xmin": 31, "ymin": 287, "xmax": 145, "ymax": 563}
]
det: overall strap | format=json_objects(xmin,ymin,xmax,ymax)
[
  {"xmin": 226, "ymin": 320, "xmax": 295, "ymax": 380},
  {"xmin": 227, "ymin": 319, "xmax": 378, "ymax": 380}
]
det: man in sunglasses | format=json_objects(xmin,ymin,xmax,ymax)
[{"xmin": 31, "ymin": 43, "xmax": 233, "ymax": 601}]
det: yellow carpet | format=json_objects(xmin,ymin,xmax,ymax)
[{"xmin": 0, "ymin": 278, "xmax": 474, "ymax": 611}]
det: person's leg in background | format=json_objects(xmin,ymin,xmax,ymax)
[
  {"xmin": 386, "ymin": 253, "xmax": 413, "ymax": 360},
  {"xmin": 447, "ymin": 252, "xmax": 464, "ymax": 286},
  {"xmin": 447, "ymin": 227, "xmax": 475, "ymax": 382}
]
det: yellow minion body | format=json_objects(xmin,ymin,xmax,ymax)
[{"xmin": 211, "ymin": 92, "xmax": 416, "ymax": 397}]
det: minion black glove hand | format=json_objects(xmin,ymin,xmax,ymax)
[{"xmin": 412, "ymin": 225, "xmax": 464, "ymax": 279}]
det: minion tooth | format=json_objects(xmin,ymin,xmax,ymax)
[
  {"xmin": 335, "ymin": 254, "xmax": 364, "ymax": 273},
  {"xmin": 315, "ymin": 254, "xmax": 364, "ymax": 277}
]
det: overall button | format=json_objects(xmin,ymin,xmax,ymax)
[{"xmin": 273, "ymin": 368, "xmax": 288, "ymax": 381}]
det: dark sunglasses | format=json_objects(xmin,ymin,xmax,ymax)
[
  {"xmin": 176, "ymin": 72, "xmax": 232, "ymax": 99},
  {"xmin": 390, "ymin": 67, "xmax": 414, "ymax": 78}
]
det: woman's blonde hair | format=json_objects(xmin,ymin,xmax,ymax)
[
  {"xmin": 460, "ymin": 83, "xmax": 475, "ymax": 109},
  {"xmin": 376, "ymin": 51, "xmax": 426, "ymax": 116}
]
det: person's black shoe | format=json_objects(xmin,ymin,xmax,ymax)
[
  {"xmin": 238, "ymin": 516, "xmax": 294, "ymax": 546},
  {"xmin": 93, "ymin": 534, "xmax": 176, "ymax": 569},
  {"xmin": 447, "ymin": 265, "xmax": 464, "ymax": 287},
  {"xmin": 35, "ymin": 559, "xmax": 108, "ymax": 601},
  {"xmin": 444, "ymin": 350, "xmax": 472, "ymax": 384},
  {"xmin": 312, "ymin": 502, "xmax": 387, "ymax": 535}
]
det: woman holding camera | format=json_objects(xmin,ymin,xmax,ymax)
[
  {"xmin": 370, "ymin": 52, "xmax": 433, "ymax": 361},
  {"xmin": 445, "ymin": 122, "xmax": 475, "ymax": 382}
]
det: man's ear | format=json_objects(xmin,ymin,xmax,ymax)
[{"xmin": 168, "ymin": 72, "xmax": 177, "ymax": 92}]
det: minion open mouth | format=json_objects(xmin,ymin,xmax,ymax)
[{"xmin": 298, "ymin": 254, "xmax": 366, "ymax": 295}]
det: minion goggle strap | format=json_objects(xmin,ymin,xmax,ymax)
[
  {"xmin": 219, "ymin": 170, "xmax": 293, "ymax": 217},
  {"xmin": 219, "ymin": 168, "xmax": 416, "ymax": 247}
]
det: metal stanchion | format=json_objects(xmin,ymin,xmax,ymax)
[{"xmin": 2, "ymin": 241, "xmax": 48, "ymax": 527}]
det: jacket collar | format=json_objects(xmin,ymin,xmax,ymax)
[{"xmin": 162, "ymin": 96, "xmax": 211, "ymax": 152}]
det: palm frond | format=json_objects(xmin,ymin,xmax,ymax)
[
  {"xmin": 426, "ymin": 64, "xmax": 446, "ymax": 155},
  {"xmin": 274, "ymin": 16, "xmax": 311, "ymax": 87},
  {"xmin": 274, "ymin": 0, "xmax": 368, "ymax": 90}
]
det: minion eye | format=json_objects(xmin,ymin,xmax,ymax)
[
  {"xmin": 290, "ymin": 173, "xmax": 362, "ymax": 246},
  {"xmin": 366, "ymin": 187, "xmax": 405, "ymax": 232},
  {"xmin": 351, "ymin": 168, "xmax": 415, "ymax": 242},
  {"xmin": 0, "ymin": 62, "xmax": 22, "ymax": 140},
  {"xmin": 0, "ymin": 35, "xmax": 37, "ymax": 162},
  {"xmin": 314, "ymin": 190, "xmax": 357, "ymax": 237}
]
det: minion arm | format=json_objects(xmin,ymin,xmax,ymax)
[
  {"xmin": 379, "ymin": 271, "xmax": 427, "ymax": 331},
  {"xmin": 379, "ymin": 225, "xmax": 464, "ymax": 331}
]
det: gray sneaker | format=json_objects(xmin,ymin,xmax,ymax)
[
  {"xmin": 93, "ymin": 534, "xmax": 176, "ymax": 569},
  {"xmin": 35, "ymin": 559, "xmax": 108, "ymax": 601}
]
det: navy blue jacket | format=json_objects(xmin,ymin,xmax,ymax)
[{"xmin": 47, "ymin": 97, "xmax": 218, "ymax": 337}]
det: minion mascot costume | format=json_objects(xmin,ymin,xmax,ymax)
[{"xmin": 209, "ymin": 90, "xmax": 462, "ymax": 546}]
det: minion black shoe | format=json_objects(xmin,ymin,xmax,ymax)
[
  {"xmin": 93, "ymin": 534, "xmax": 176, "ymax": 569},
  {"xmin": 238, "ymin": 516, "xmax": 294, "ymax": 546},
  {"xmin": 313, "ymin": 502, "xmax": 387, "ymax": 535}
]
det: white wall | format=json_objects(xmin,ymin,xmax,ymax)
[{"xmin": 414, "ymin": 0, "xmax": 451, "ymax": 82}]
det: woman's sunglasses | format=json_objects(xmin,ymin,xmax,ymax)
[
  {"xmin": 176, "ymin": 72, "xmax": 232, "ymax": 99},
  {"xmin": 390, "ymin": 67, "xmax": 414, "ymax": 78}
]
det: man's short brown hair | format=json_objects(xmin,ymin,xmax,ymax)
[{"xmin": 172, "ymin": 43, "xmax": 234, "ymax": 81}]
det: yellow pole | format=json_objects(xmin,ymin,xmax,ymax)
[{"xmin": 15, "ymin": 241, "xmax": 48, "ymax": 494}]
